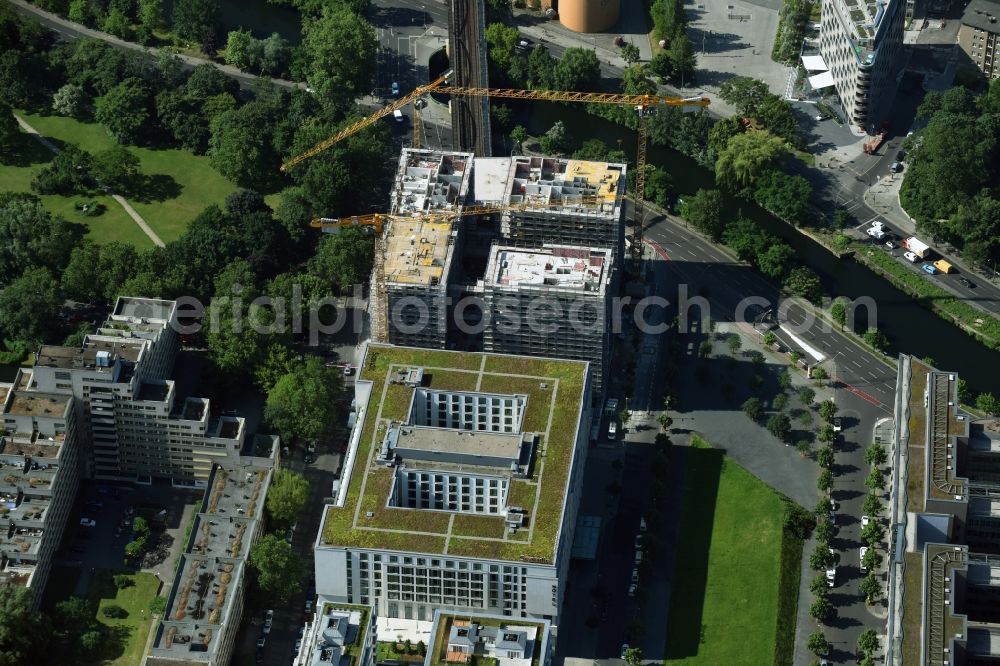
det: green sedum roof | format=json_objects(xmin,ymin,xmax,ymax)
[{"xmin": 321, "ymin": 345, "xmax": 588, "ymax": 563}]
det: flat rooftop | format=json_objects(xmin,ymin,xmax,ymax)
[
  {"xmin": 828, "ymin": 0, "xmax": 899, "ymax": 53},
  {"xmin": 298, "ymin": 602, "xmax": 372, "ymax": 666},
  {"xmin": 392, "ymin": 425, "xmax": 524, "ymax": 460},
  {"xmin": 4, "ymin": 391, "xmax": 70, "ymax": 418},
  {"xmin": 322, "ymin": 345, "xmax": 588, "ymax": 563},
  {"xmin": 961, "ymin": 0, "xmax": 1000, "ymax": 32},
  {"xmin": 505, "ymin": 156, "xmax": 625, "ymax": 217},
  {"xmin": 113, "ymin": 296, "xmax": 175, "ymax": 322},
  {"xmin": 150, "ymin": 463, "xmax": 271, "ymax": 661},
  {"xmin": 488, "ymin": 245, "xmax": 611, "ymax": 292},
  {"xmin": 427, "ymin": 611, "xmax": 547, "ymax": 666},
  {"xmin": 35, "ymin": 339, "xmax": 141, "ymax": 372}
]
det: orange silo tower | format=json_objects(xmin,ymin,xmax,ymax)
[{"xmin": 559, "ymin": 0, "xmax": 621, "ymax": 32}]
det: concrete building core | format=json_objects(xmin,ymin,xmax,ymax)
[
  {"xmin": 818, "ymin": 0, "xmax": 905, "ymax": 130},
  {"xmin": 482, "ymin": 244, "xmax": 614, "ymax": 393},
  {"xmin": 958, "ymin": 0, "xmax": 1000, "ymax": 80},
  {"xmin": 497, "ymin": 156, "xmax": 627, "ymax": 253}
]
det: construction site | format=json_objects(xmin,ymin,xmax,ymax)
[
  {"xmin": 363, "ymin": 148, "xmax": 625, "ymax": 397},
  {"xmin": 280, "ymin": 71, "xmax": 708, "ymax": 400}
]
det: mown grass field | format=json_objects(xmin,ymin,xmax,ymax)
[
  {"xmin": 1, "ymin": 131, "xmax": 154, "ymax": 248},
  {"xmin": 19, "ymin": 112, "xmax": 238, "ymax": 243},
  {"xmin": 665, "ymin": 437, "xmax": 798, "ymax": 665}
]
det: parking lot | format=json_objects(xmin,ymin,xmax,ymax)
[{"xmin": 52, "ymin": 480, "xmax": 200, "ymax": 598}]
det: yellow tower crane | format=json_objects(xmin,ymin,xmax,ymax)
[{"xmin": 281, "ymin": 81, "xmax": 710, "ymax": 265}]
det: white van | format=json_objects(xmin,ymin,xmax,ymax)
[
  {"xmin": 608, "ymin": 421, "xmax": 618, "ymax": 440},
  {"xmin": 393, "ymin": 109, "xmax": 404, "ymax": 123}
]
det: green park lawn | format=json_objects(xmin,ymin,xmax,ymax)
[
  {"xmin": 665, "ymin": 437, "xmax": 799, "ymax": 665},
  {"xmin": 18, "ymin": 112, "xmax": 238, "ymax": 243},
  {"xmin": 1, "ymin": 133, "xmax": 155, "ymax": 249},
  {"xmin": 89, "ymin": 570, "xmax": 161, "ymax": 666}
]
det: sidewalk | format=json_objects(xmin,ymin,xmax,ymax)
[{"xmin": 13, "ymin": 112, "xmax": 165, "ymax": 247}]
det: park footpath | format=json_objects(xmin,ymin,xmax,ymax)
[{"xmin": 13, "ymin": 113, "xmax": 166, "ymax": 247}]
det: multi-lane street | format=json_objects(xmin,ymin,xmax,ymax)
[{"xmin": 641, "ymin": 207, "xmax": 894, "ymax": 662}]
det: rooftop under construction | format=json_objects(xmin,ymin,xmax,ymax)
[{"xmin": 489, "ymin": 245, "xmax": 611, "ymax": 292}]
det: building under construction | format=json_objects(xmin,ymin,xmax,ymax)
[
  {"xmin": 375, "ymin": 149, "xmax": 473, "ymax": 348},
  {"xmin": 374, "ymin": 149, "xmax": 625, "ymax": 398},
  {"xmin": 473, "ymin": 156, "xmax": 627, "ymax": 256},
  {"xmin": 481, "ymin": 244, "xmax": 615, "ymax": 393}
]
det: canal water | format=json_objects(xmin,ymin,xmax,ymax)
[{"xmin": 513, "ymin": 103, "xmax": 1000, "ymax": 393}]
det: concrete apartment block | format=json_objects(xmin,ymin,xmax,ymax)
[
  {"xmin": 144, "ymin": 453, "xmax": 276, "ymax": 666},
  {"xmin": 30, "ymin": 297, "xmax": 246, "ymax": 487},
  {"xmin": 958, "ymin": 0, "xmax": 1000, "ymax": 80},
  {"xmin": 883, "ymin": 357, "xmax": 1000, "ymax": 665},
  {"xmin": 0, "ymin": 369, "xmax": 81, "ymax": 608}
]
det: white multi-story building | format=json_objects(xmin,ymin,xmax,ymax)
[
  {"xmin": 29, "ymin": 297, "xmax": 246, "ymax": 487},
  {"xmin": 0, "ymin": 369, "xmax": 81, "ymax": 607},
  {"xmin": 293, "ymin": 601, "xmax": 377, "ymax": 666},
  {"xmin": 314, "ymin": 344, "xmax": 592, "ymax": 625},
  {"xmin": 818, "ymin": 0, "xmax": 905, "ymax": 130}
]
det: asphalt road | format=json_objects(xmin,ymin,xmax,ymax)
[
  {"xmin": 798, "ymin": 75, "xmax": 1000, "ymax": 318},
  {"xmin": 641, "ymin": 208, "xmax": 894, "ymax": 662}
]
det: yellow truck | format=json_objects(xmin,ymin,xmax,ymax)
[{"xmin": 933, "ymin": 259, "xmax": 954, "ymax": 274}]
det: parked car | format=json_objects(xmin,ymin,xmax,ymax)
[
  {"xmin": 256, "ymin": 636, "xmax": 266, "ymax": 649},
  {"xmin": 608, "ymin": 422, "xmax": 617, "ymax": 440},
  {"xmin": 620, "ymin": 644, "xmax": 630, "ymax": 659},
  {"xmin": 639, "ymin": 516, "xmax": 647, "ymax": 533},
  {"xmin": 628, "ymin": 583, "xmax": 637, "ymax": 597},
  {"xmin": 885, "ymin": 240, "xmax": 897, "ymax": 250},
  {"xmin": 634, "ymin": 534, "xmax": 642, "ymax": 549},
  {"xmin": 832, "ymin": 417, "xmax": 842, "ymax": 432},
  {"xmin": 860, "ymin": 546, "xmax": 869, "ymax": 571},
  {"xmin": 890, "ymin": 161, "xmax": 903, "ymax": 173},
  {"xmin": 959, "ymin": 277, "xmax": 976, "ymax": 288},
  {"xmin": 304, "ymin": 599, "xmax": 313, "ymax": 614},
  {"xmin": 304, "ymin": 452, "xmax": 315, "ymax": 464},
  {"xmin": 634, "ymin": 550, "xmax": 643, "ymax": 564},
  {"xmin": 343, "ymin": 365, "xmax": 355, "ymax": 376},
  {"xmin": 922, "ymin": 263, "xmax": 939, "ymax": 275},
  {"xmin": 825, "ymin": 565, "xmax": 837, "ymax": 587},
  {"xmin": 903, "ymin": 250, "xmax": 919, "ymax": 263},
  {"xmin": 862, "ymin": 515, "xmax": 870, "ymax": 527},
  {"xmin": 263, "ymin": 610, "xmax": 274, "ymax": 634},
  {"xmin": 390, "ymin": 81, "xmax": 399, "ymax": 96},
  {"xmin": 631, "ymin": 568, "xmax": 639, "ymax": 583},
  {"xmin": 867, "ymin": 226, "xmax": 886, "ymax": 240},
  {"xmin": 294, "ymin": 639, "xmax": 303, "ymax": 654},
  {"xmin": 79, "ymin": 518, "xmax": 96, "ymax": 527}
]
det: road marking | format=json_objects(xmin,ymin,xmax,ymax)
[
  {"xmin": 644, "ymin": 239, "xmax": 671, "ymax": 261},
  {"xmin": 778, "ymin": 324, "xmax": 825, "ymax": 362}
]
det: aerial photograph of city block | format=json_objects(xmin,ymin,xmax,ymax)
[{"xmin": 1, "ymin": 0, "xmax": 999, "ymax": 664}]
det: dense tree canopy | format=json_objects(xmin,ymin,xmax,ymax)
[
  {"xmin": 265, "ymin": 357, "xmax": 343, "ymax": 443},
  {"xmin": 249, "ymin": 534, "xmax": 304, "ymax": 605},
  {"xmin": 0, "ymin": 194, "xmax": 75, "ymax": 283},
  {"xmin": 900, "ymin": 81, "xmax": 1000, "ymax": 267},
  {"xmin": 302, "ymin": 7, "xmax": 377, "ymax": 110},
  {"xmin": 266, "ymin": 468, "xmax": 310, "ymax": 526},
  {"xmin": 95, "ymin": 77, "xmax": 152, "ymax": 144},
  {"xmin": 0, "ymin": 267, "xmax": 62, "ymax": 344},
  {"xmin": 715, "ymin": 129, "xmax": 788, "ymax": 189}
]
